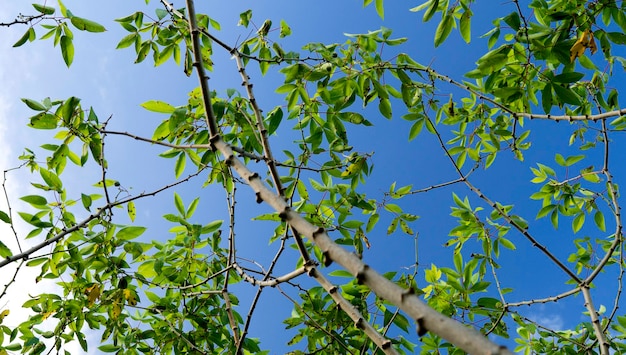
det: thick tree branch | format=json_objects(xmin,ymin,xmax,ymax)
[{"xmin": 181, "ymin": 1, "xmax": 513, "ymax": 353}]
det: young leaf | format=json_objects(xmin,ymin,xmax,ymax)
[
  {"xmin": 459, "ymin": 10, "xmax": 471, "ymax": 43},
  {"xmin": 174, "ymin": 192, "xmax": 185, "ymax": 216},
  {"xmin": 70, "ymin": 17, "xmax": 106, "ymax": 32},
  {"xmin": 116, "ymin": 226, "xmax": 147, "ymax": 240},
  {"xmin": 141, "ymin": 100, "xmax": 176, "ymax": 113},
  {"xmin": 174, "ymin": 153, "xmax": 185, "ymax": 178},
  {"xmin": 434, "ymin": 13, "xmax": 454, "ymax": 47},
  {"xmin": 13, "ymin": 27, "xmax": 35, "ymax": 47},
  {"xmin": 594, "ymin": 211, "xmax": 606, "ymax": 232},
  {"xmin": 60, "ymin": 35, "xmax": 74, "ymax": 67},
  {"xmin": 375, "ymin": 0, "xmax": 384, "ymax": 19}
]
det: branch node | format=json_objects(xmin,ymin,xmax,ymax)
[
  {"xmin": 381, "ymin": 340, "xmax": 392, "ymax": 349},
  {"xmin": 312, "ymin": 227, "xmax": 325, "ymax": 239},
  {"xmin": 278, "ymin": 207, "xmax": 291, "ymax": 221},
  {"xmin": 225, "ymin": 155, "xmax": 235, "ymax": 166},
  {"xmin": 248, "ymin": 172, "xmax": 260, "ymax": 182},
  {"xmin": 401, "ymin": 287, "xmax": 415, "ymax": 302},
  {"xmin": 355, "ymin": 264, "xmax": 369, "ymax": 284},
  {"xmin": 322, "ymin": 250, "xmax": 333, "ymax": 267},
  {"xmin": 416, "ymin": 317, "xmax": 428, "ymax": 337},
  {"xmin": 354, "ymin": 318, "xmax": 364, "ymax": 329},
  {"xmin": 307, "ymin": 267, "xmax": 317, "ymax": 277},
  {"xmin": 329, "ymin": 286, "xmax": 338, "ymax": 294},
  {"xmin": 209, "ymin": 134, "xmax": 221, "ymax": 151},
  {"xmin": 255, "ymin": 192, "xmax": 263, "ymax": 204}
]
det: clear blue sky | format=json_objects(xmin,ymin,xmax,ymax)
[{"xmin": 1, "ymin": 1, "xmax": 624, "ymax": 353}]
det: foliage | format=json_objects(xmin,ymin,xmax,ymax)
[{"xmin": 1, "ymin": 0, "xmax": 626, "ymax": 354}]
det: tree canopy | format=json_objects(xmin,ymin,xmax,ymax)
[{"xmin": 1, "ymin": 0, "xmax": 626, "ymax": 354}]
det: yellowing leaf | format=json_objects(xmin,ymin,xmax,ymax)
[
  {"xmin": 127, "ymin": 201, "xmax": 136, "ymax": 222},
  {"xmin": 341, "ymin": 157, "xmax": 365, "ymax": 177},
  {"xmin": 112, "ymin": 302, "xmax": 122, "ymax": 319},
  {"xmin": 85, "ymin": 284, "xmax": 101, "ymax": 307},
  {"xmin": 570, "ymin": 30, "xmax": 596, "ymax": 62},
  {"xmin": 42, "ymin": 311, "xmax": 55, "ymax": 320},
  {"xmin": 123, "ymin": 289, "xmax": 137, "ymax": 306},
  {"xmin": 0, "ymin": 309, "xmax": 9, "ymax": 323}
]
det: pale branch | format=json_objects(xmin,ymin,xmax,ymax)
[
  {"xmin": 181, "ymin": 1, "xmax": 513, "ymax": 352},
  {"xmin": 0, "ymin": 167, "xmax": 205, "ymax": 269},
  {"xmin": 222, "ymin": 289, "xmax": 241, "ymax": 345},
  {"xmin": 515, "ymin": 109, "xmax": 626, "ymax": 121},
  {"xmin": 503, "ymin": 287, "xmax": 580, "ymax": 308},
  {"xmin": 210, "ymin": 135, "xmax": 513, "ymax": 354},
  {"xmin": 581, "ymin": 286, "xmax": 610, "ymax": 355},
  {"xmin": 234, "ymin": 231, "xmax": 292, "ymax": 354}
]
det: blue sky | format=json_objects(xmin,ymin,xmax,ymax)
[{"xmin": 1, "ymin": 1, "xmax": 625, "ymax": 353}]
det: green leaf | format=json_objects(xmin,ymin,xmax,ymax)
[
  {"xmin": 572, "ymin": 213, "xmax": 585, "ymax": 233},
  {"xmin": 174, "ymin": 192, "xmax": 185, "ymax": 216},
  {"xmin": 141, "ymin": 100, "xmax": 176, "ymax": 113},
  {"xmin": 98, "ymin": 344, "xmax": 120, "ymax": 353},
  {"xmin": 21, "ymin": 98, "xmax": 47, "ymax": 111},
  {"xmin": 0, "ymin": 240, "xmax": 12, "ymax": 258},
  {"xmin": 499, "ymin": 237, "xmax": 516, "ymax": 250},
  {"xmin": 33, "ymin": 4, "xmax": 55, "ymax": 15},
  {"xmin": 594, "ymin": 211, "xmax": 606, "ymax": 232},
  {"xmin": 58, "ymin": 0, "xmax": 68, "ymax": 17},
  {"xmin": 60, "ymin": 35, "xmax": 74, "ymax": 67},
  {"xmin": 39, "ymin": 169, "xmax": 63, "ymax": 192},
  {"xmin": 422, "ymin": 0, "xmax": 439, "ymax": 22},
  {"xmin": 393, "ymin": 313, "xmax": 410, "ymax": 332},
  {"xmin": 20, "ymin": 195, "xmax": 47, "ymax": 207},
  {"xmin": 13, "ymin": 27, "xmax": 35, "ymax": 47},
  {"xmin": 366, "ymin": 213, "xmax": 379, "ymax": 233},
  {"xmin": 378, "ymin": 98, "xmax": 392, "ymax": 119},
  {"xmin": 434, "ymin": 13, "xmax": 454, "ymax": 47},
  {"xmin": 238, "ymin": 9, "xmax": 252, "ymax": 27},
  {"xmin": 552, "ymin": 72, "xmax": 584, "ymax": 84},
  {"xmin": 201, "ymin": 220, "xmax": 223, "ymax": 234},
  {"xmin": 81, "ymin": 193, "xmax": 92, "ymax": 211},
  {"xmin": 375, "ymin": 0, "xmax": 384, "ymax": 19},
  {"xmin": 174, "ymin": 153, "xmax": 185, "ymax": 178},
  {"xmin": 116, "ymin": 226, "xmax": 146, "ymax": 241},
  {"xmin": 117, "ymin": 33, "xmax": 138, "ymax": 49},
  {"xmin": 279, "ymin": 19, "xmax": 291, "ymax": 37},
  {"xmin": 552, "ymin": 84, "xmax": 581, "ymax": 106},
  {"xmin": 0, "ymin": 210, "xmax": 11, "ymax": 224},
  {"xmin": 408, "ymin": 119, "xmax": 424, "ymax": 141},
  {"xmin": 70, "ymin": 16, "xmax": 106, "ymax": 32},
  {"xmin": 459, "ymin": 10, "xmax": 471, "ymax": 43}
]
